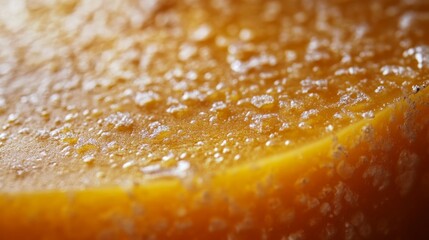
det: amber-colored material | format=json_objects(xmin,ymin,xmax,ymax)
[{"xmin": 0, "ymin": 0, "xmax": 429, "ymax": 239}]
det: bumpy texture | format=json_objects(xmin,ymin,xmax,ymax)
[
  {"xmin": 1, "ymin": 0, "xmax": 429, "ymax": 239},
  {"xmin": 0, "ymin": 0, "xmax": 428, "ymax": 191}
]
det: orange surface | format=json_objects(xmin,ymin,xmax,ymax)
[
  {"xmin": 1, "ymin": 87, "xmax": 428, "ymax": 239},
  {"xmin": 0, "ymin": 0, "xmax": 429, "ymax": 239}
]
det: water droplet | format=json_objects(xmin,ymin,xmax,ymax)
[
  {"xmin": 301, "ymin": 109, "xmax": 318, "ymax": 120},
  {"xmin": 412, "ymin": 85, "xmax": 421, "ymax": 93},
  {"xmin": 135, "ymin": 91, "xmax": 160, "ymax": 107},
  {"xmin": 179, "ymin": 152, "xmax": 187, "ymax": 159},
  {"xmin": 179, "ymin": 44, "xmax": 197, "ymax": 61},
  {"xmin": 250, "ymin": 95, "xmax": 275, "ymax": 109},
  {"xmin": 239, "ymin": 28, "xmax": 254, "ymax": 41},
  {"xmin": 374, "ymin": 86, "xmax": 385, "ymax": 93},
  {"xmin": 143, "ymin": 121, "xmax": 171, "ymax": 139},
  {"xmin": 16, "ymin": 127, "xmax": 29, "ymax": 135},
  {"xmin": 264, "ymin": 140, "xmax": 274, "ymax": 147},
  {"xmin": 0, "ymin": 133, "xmax": 8, "ymax": 141},
  {"xmin": 162, "ymin": 152, "xmax": 175, "ymax": 161},
  {"xmin": 185, "ymin": 71, "xmax": 198, "ymax": 81},
  {"xmin": 182, "ymin": 90, "xmax": 206, "ymax": 102},
  {"xmin": 380, "ymin": 65, "xmax": 416, "ymax": 77},
  {"xmin": 7, "ymin": 113, "xmax": 18, "ymax": 123},
  {"xmin": 210, "ymin": 101, "xmax": 227, "ymax": 112},
  {"xmin": 361, "ymin": 111, "xmax": 374, "ymax": 119},
  {"xmin": 403, "ymin": 45, "xmax": 429, "ymax": 69},
  {"xmin": 82, "ymin": 155, "xmax": 95, "ymax": 164},
  {"xmin": 122, "ymin": 160, "xmax": 135, "ymax": 169},
  {"xmin": 105, "ymin": 112, "xmax": 134, "ymax": 131},
  {"xmin": 64, "ymin": 113, "xmax": 77, "ymax": 122},
  {"xmin": 249, "ymin": 114, "xmax": 280, "ymax": 133},
  {"xmin": 140, "ymin": 160, "xmax": 190, "ymax": 178},
  {"xmin": 191, "ymin": 24, "xmax": 212, "ymax": 42},
  {"xmin": 140, "ymin": 163, "xmax": 161, "ymax": 174},
  {"xmin": 166, "ymin": 104, "xmax": 188, "ymax": 117}
]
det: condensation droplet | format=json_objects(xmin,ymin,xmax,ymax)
[
  {"xmin": 122, "ymin": 160, "xmax": 135, "ymax": 169},
  {"xmin": 135, "ymin": 91, "xmax": 160, "ymax": 107},
  {"xmin": 82, "ymin": 155, "xmax": 95, "ymax": 164},
  {"xmin": 251, "ymin": 95, "xmax": 275, "ymax": 109},
  {"xmin": 191, "ymin": 24, "xmax": 212, "ymax": 42},
  {"xmin": 105, "ymin": 112, "xmax": 134, "ymax": 131}
]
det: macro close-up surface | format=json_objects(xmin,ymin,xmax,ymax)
[{"xmin": 0, "ymin": 0, "xmax": 428, "ymax": 239}]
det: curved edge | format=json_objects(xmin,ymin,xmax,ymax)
[{"xmin": 0, "ymin": 86, "xmax": 428, "ymax": 239}]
